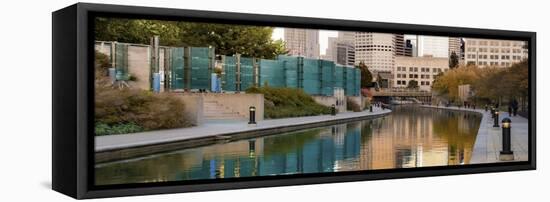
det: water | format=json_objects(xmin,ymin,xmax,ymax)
[{"xmin": 95, "ymin": 106, "xmax": 481, "ymax": 185}]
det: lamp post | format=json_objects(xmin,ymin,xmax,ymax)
[
  {"xmin": 493, "ymin": 111, "xmax": 499, "ymax": 127},
  {"xmin": 248, "ymin": 106, "xmax": 256, "ymax": 125},
  {"xmin": 499, "ymin": 118, "xmax": 514, "ymax": 161},
  {"xmin": 491, "ymin": 107, "xmax": 495, "ymax": 118}
]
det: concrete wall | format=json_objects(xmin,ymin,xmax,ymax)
[
  {"xmin": 201, "ymin": 93, "xmax": 265, "ymax": 121},
  {"xmin": 95, "ymin": 42, "xmax": 170, "ymax": 92},
  {"xmin": 347, "ymin": 96, "xmax": 365, "ymax": 110},
  {"xmin": 127, "ymin": 45, "xmax": 151, "ymax": 90},
  {"xmin": 313, "ymin": 96, "xmax": 346, "ymax": 112},
  {"xmin": 175, "ymin": 95, "xmax": 204, "ymax": 126}
]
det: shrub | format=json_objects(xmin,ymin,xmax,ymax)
[
  {"xmin": 95, "ymin": 86, "xmax": 192, "ymax": 134},
  {"xmin": 95, "ymin": 122, "xmax": 143, "ymax": 136},
  {"xmin": 95, "ymin": 51, "xmax": 112, "ymax": 86},
  {"xmin": 246, "ymin": 86, "xmax": 331, "ymax": 119},
  {"xmin": 94, "ymin": 51, "xmax": 192, "ymax": 136},
  {"xmin": 347, "ymin": 98, "xmax": 362, "ymax": 112}
]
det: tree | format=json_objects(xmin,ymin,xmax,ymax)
[
  {"xmin": 407, "ymin": 80, "xmax": 419, "ymax": 89},
  {"xmin": 357, "ymin": 62, "xmax": 373, "ymax": 88},
  {"xmin": 95, "ymin": 18, "xmax": 182, "ymax": 46},
  {"xmin": 449, "ymin": 51, "xmax": 459, "ymax": 69},
  {"xmin": 95, "ymin": 18, "xmax": 288, "ymax": 59},
  {"xmin": 432, "ymin": 66, "xmax": 480, "ymax": 101}
]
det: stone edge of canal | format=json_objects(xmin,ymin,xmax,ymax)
[{"xmin": 95, "ymin": 110, "xmax": 392, "ymax": 164}]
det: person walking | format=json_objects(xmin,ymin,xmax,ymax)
[{"xmin": 512, "ymin": 99, "xmax": 519, "ymax": 116}]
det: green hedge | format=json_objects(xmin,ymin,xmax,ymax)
[{"xmin": 246, "ymin": 86, "xmax": 331, "ymax": 119}]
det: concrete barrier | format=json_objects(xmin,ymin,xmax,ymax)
[
  {"xmin": 313, "ymin": 96, "xmax": 346, "ymax": 112},
  {"xmin": 347, "ymin": 96, "xmax": 365, "ymax": 110},
  {"xmin": 174, "ymin": 95, "xmax": 204, "ymax": 126}
]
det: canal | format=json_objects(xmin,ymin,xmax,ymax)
[{"xmin": 95, "ymin": 106, "xmax": 482, "ymax": 185}]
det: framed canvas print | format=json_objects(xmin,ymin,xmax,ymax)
[{"xmin": 52, "ymin": 3, "xmax": 536, "ymax": 199}]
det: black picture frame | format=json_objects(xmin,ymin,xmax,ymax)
[{"xmin": 52, "ymin": 3, "xmax": 536, "ymax": 199}]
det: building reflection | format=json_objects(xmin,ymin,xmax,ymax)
[{"xmin": 95, "ymin": 106, "xmax": 481, "ymax": 185}]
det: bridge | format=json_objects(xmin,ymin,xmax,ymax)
[{"xmin": 370, "ymin": 89, "xmax": 433, "ymax": 104}]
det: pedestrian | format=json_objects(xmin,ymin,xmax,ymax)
[
  {"xmin": 512, "ymin": 99, "xmax": 519, "ymax": 116},
  {"xmin": 508, "ymin": 105, "xmax": 512, "ymax": 117}
]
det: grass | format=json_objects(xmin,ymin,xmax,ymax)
[{"xmin": 246, "ymin": 86, "xmax": 331, "ymax": 119}]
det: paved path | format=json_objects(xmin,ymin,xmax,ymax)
[
  {"xmin": 421, "ymin": 105, "xmax": 529, "ymax": 163},
  {"xmin": 96, "ymin": 107, "xmax": 392, "ymax": 152}
]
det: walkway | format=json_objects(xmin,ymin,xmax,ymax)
[
  {"xmin": 421, "ymin": 105, "xmax": 529, "ymax": 163},
  {"xmin": 96, "ymin": 107, "xmax": 392, "ymax": 152}
]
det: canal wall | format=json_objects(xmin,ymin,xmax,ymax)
[
  {"xmin": 95, "ymin": 107, "xmax": 392, "ymax": 163},
  {"xmin": 420, "ymin": 105, "xmax": 529, "ymax": 164}
]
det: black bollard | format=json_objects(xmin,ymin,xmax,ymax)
[
  {"xmin": 369, "ymin": 105, "xmax": 373, "ymax": 112},
  {"xmin": 499, "ymin": 118, "xmax": 514, "ymax": 160},
  {"xmin": 249, "ymin": 140, "xmax": 256, "ymax": 152},
  {"xmin": 331, "ymin": 104, "xmax": 336, "ymax": 116},
  {"xmin": 248, "ymin": 139, "xmax": 256, "ymax": 157},
  {"xmin": 485, "ymin": 105, "xmax": 488, "ymax": 112},
  {"xmin": 493, "ymin": 111, "xmax": 499, "ymax": 127},
  {"xmin": 248, "ymin": 106, "xmax": 256, "ymax": 125}
]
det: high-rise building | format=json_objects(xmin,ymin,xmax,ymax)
[
  {"xmin": 464, "ymin": 38, "xmax": 528, "ymax": 67},
  {"xmin": 449, "ymin": 37, "xmax": 462, "ymax": 59},
  {"xmin": 405, "ymin": 35, "xmax": 418, "ymax": 57},
  {"xmin": 326, "ymin": 37, "xmax": 339, "ymax": 62},
  {"xmin": 417, "ymin": 36, "xmax": 449, "ymax": 58},
  {"xmin": 394, "ymin": 56, "xmax": 449, "ymax": 91},
  {"xmin": 326, "ymin": 34, "xmax": 355, "ymax": 66},
  {"xmin": 395, "ymin": 34, "xmax": 413, "ymax": 57},
  {"xmin": 283, "ymin": 28, "xmax": 320, "ymax": 58},
  {"xmin": 336, "ymin": 43, "xmax": 355, "ymax": 66},
  {"xmin": 338, "ymin": 31, "xmax": 355, "ymax": 44},
  {"xmin": 355, "ymin": 32, "xmax": 396, "ymax": 73}
]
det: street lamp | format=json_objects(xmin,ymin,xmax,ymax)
[{"xmin": 248, "ymin": 106, "xmax": 256, "ymax": 125}]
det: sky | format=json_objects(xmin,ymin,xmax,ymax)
[{"xmin": 272, "ymin": 28, "xmax": 338, "ymax": 55}]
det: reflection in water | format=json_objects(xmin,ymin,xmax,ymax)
[{"xmin": 95, "ymin": 106, "xmax": 481, "ymax": 185}]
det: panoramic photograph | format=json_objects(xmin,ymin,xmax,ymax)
[{"xmin": 93, "ymin": 17, "xmax": 529, "ymax": 186}]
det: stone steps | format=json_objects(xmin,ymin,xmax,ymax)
[{"xmin": 203, "ymin": 100, "xmax": 245, "ymax": 120}]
